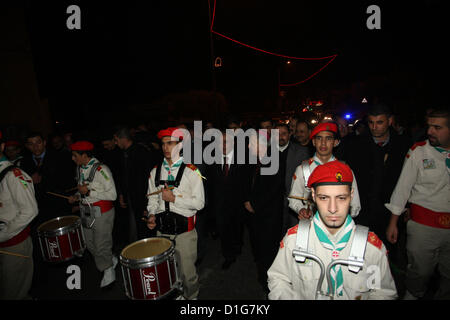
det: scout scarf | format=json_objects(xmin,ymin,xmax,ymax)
[
  {"xmin": 313, "ymin": 211, "xmax": 354, "ymax": 296},
  {"xmin": 80, "ymin": 158, "xmax": 96, "ymax": 183},
  {"xmin": 163, "ymin": 157, "xmax": 183, "ymax": 181}
]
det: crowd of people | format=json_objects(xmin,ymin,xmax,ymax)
[{"xmin": 0, "ymin": 103, "xmax": 448, "ymax": 300}]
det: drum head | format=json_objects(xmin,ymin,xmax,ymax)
[
  {"xmin": 38, "ymin": 215, "xmax": 80, "ymax": 232},
  {"xmin": 121, "ymin": 237, "xmax": 172, "ymax": 260}
]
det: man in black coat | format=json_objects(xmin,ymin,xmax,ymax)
[
  {"xmin": 339, "ymin": 105, "xmax": 412, "ymax": 255},
  {"xmin": 244, "ymin": 131, "xmax": 284, "ymax": 292},
  {"xmin": 274, "ymin": 123, "xmax": 309, "ymax": 234},
  {"xmin": 114, "ymin": 126, "xmax": 160, "ymax": 242},
  {"xmin": 20, "ymin": 132, "xmax": 75, "ymax": 226},
  {"xmin": 206, "ymin": 130, "xmax": 250, "ymax": 270}
]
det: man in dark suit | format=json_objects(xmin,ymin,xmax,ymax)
[
  {"xmin": 206, "ymin": 130, "xmax": 250, "ymax": 269},
  {"xmin": 20, "ymin": 132, "xmax": 75, "ymax": 225},
  {"xmin": 244, "ymin": 131, "xmax": 284, "ymax": 293},
  {"xmin": 114, "ymin": 126, "xmax": 160, "ymax": 242},
  {"xmin": 274, "ymin": 123, "xmax": 310, "ymax": 235}
]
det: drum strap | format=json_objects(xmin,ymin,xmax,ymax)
[
  {"xmin": 294, "ymin": 219, "xmax": 311, "ymax": 262},
  {"xmin": 301, "ymin": 160, "xmax": 311, "ymax": 190},
  {"xmin": 347, "ymin": 225, "xmax": 369, "ymax": 273}
]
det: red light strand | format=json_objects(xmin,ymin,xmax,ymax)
[{"xmin": 210, "ymin": 0, "xmax": 337, "ymax": 86}]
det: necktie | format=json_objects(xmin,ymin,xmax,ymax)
[
  {"xmin": 35, "ymin": 156, "xmax": 42, "ymax": 167},
  {"xmin": 223, "ymin": 156, "xmax": 229, "ymax": 177}
]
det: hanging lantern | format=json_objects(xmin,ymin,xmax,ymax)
[{"xmin": 214, "ymin": 57, "xmax": 223, "ymax": 68}]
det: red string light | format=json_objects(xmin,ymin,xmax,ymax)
[{"xmin": 210, "ymin": 0, "xmax": 337, "ymax": 86}]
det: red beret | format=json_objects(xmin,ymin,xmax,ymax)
[
  {"xmin": 307, "ymin": 160, "xmax": 353, "ymax": 188},
  {"xmin": 71, "ymin": 141, "xmax": 94, "ymax": 151},
  {"xmin": 157, "ymin": 127, "xmax": 184, "ymax": 141},
  {"xmin": 309, "ymin": 122, "xmax": 338, "ymax": 140},
  {"xmin": 5, "ymin": 140, "xmax": 20, "ymax": 147}
]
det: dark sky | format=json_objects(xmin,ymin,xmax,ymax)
[{"xmin": 25, "ymin": 0, "xmax": 448, "ymax": 124}]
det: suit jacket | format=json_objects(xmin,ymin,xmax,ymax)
[
  {"xmin": 206, "ymin": 151, "xmax": 250, "ymax": 218},
  {"xmin": 20, "ymin": 148, "xmax": 75, "ymax": 220}
]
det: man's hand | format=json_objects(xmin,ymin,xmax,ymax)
[
  {"xmin": 386, "ymin": 223, "xmax": 398, "ymax": 244},
  {"xmin": 298, "ymin": 208, "xmax": 312, "ymax": 220},
  {"xmin": 244, "ymin": 201, "xmax": 255, "ymax": 213},
  {"xmin": 161, "ymin": 183, "xmax": 175, "ymax": 203},
  {"xmin": 77, "ymin": 183, "xmax": 89, "ymax": 195},
  {"xmin": 142, "ymin": 212, "xmax": 157, "ymax": 230},
  {"xmin": 119, "ymin": 194, "xmax": 127, "ymax": 208},
  {"xmin": 68, "ymin": 195, "xmax": 80, "ymax": 204},
  {"xmin": 31, "ymin": 173, "xmax": 42, "ymax": 184}
]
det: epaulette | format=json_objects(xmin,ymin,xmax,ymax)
[
  {"xmin": 96, "ymin": 165, "xmax": 102, "ymax": 171},
  {"xmin": 186, "ymin": 164, "xmax": 198, "ymax": 171},
  {"xmin": 308, "ymin": 158, "xmax": 314, "ymax": 165},
  {"xmin": 287, "ymin": 224, "xmax": 298, "ymax": 236},
  {"xmin": 410, "ymin": 141, "xmax": 426, "ymax": 151},
  {"xmin": 293, "ymin": 173, "xmax": 297, "ymax": 180},
  {"xmin": 367, "ymin": 232, "xmax": 383, "ymax": 250},
  {"xmin": 13, "ymin": 168, "xmax": 23, "ymax": 177}
]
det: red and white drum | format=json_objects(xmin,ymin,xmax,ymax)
[
  {"xmin": 37, "ymin": 216, "xmax": 86, "ymax": 263},
  {"xmin": 120, "ymin": 237, "xmax": 181, "ymax": 300}
]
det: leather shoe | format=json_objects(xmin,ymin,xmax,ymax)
[{"xmin": 221, "ymin": 258, "xmax": 236, "ymax": 270}]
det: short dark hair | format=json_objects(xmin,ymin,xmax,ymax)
[
  {"xmin": 113, "ymin": 126, "xmax": 132, "ymax": 140},
  {"xmin": 26, "ymin": 131, "xmax": 45, "ymax": 141},
  {"xmin": 296, "ymin": 120, "xmax": 312, "ymax": 131},
  {"xmin": 367, "ymin": 104, "xmax": 392, "ymax": 118},
  {"xmin": 428, "ymin": 106, "xmax": 450, "ymax": 127},
  {"xmin": 275, "ymin": 122, "xmax": 289, "ymax": 132}
]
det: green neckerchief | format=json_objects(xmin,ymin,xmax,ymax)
[
  {"xmin": 163, "ymin": 157, "xmax": 183, "ymax": 181},
  {"xmin": 434, "ymin": 147, "xmax": 450, "ymax": 171},
  {"xmin": 313, "ymin": 211, "xmax": 354, "ymax": 297},
  {"xmin": 0, "ymin": 156, "xmax": 8, "ymax": 163},
  {"xmin": 80, "ymin": 158, "xmax": 96, "ymax": 183}
]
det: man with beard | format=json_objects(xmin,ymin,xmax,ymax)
[{"xmin": 385, "ymin": 107, "xmax": 450, "ymax": 300}]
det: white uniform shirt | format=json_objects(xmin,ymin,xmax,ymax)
[
  {"xmin": 0, "ymin": 159, "xmax": 38, "ymax": 242},
  {"xmin": 147, "ymin": 161, "xmax": 205, "ymax": 218},
  {"xmin": 288, "ymin": 155, "xmax": 361, "ymax": 217},
  {"xmin": 267, "ymin": 220, "xmax": 397, "ymax": 300},
  {"xmin": 76, "ymin": 158, "xmax": 117, "ymax": 204},
  {"xmin": 385, "ymin": 140, "xmax": 450, "ymax": 215}
]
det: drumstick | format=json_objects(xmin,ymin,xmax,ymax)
[
  {"xmin": 65, "ymin": 184, "xmax": 95, "ymax": 192},
  {"xmin": 288, "ymin": 195, "xmax": 312, "ymax": 202},
  {"xmin": 0, "ymin": 250, "xmax": 30, "ymax": 259},
  {"xmin": 46, "ymin": 191, "xmax": 72, "ymax": 200},
  {"xmin": 146, "ymin": 186, "xmax": 175, "ymax": 197}
]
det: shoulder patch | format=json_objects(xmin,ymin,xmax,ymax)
[
  {"xmin": 280, "ymin": 239, "xmax": 284, "ymax": 249},
  {"xmin": 410, "ymin": 141, "xmax": 426, "ymax": 151},
  {"xmin": 287, "ymin": 224, "xmax": 298, "ymax": 236},
  {"xmin": 293, "ymin": 173, "xmax": 297, "ymax": 180},
  {"xmin": 367, "ymin": 232, "xmax": 383, "ymax": 250},
  {"xmin": 96, "ymin": 165, "xmax": 102, "ymax": 171},
  {"xmin": 154, "ymin": 165, "xmax": 158, "ymax": 169}
]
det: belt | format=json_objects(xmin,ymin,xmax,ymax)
[
  {"xmin": 410, "ymin": 203, "xmax": 450, "ymax": 229},
  {"xmin": 0, "ymin": 226, "xmax": 30, "ymax": 248},
  {"xmin": 81, "ymin": 200, "xmax": 114, "ymax": 213}
]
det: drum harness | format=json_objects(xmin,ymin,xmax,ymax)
[
  {"xmin": 153, "ymin": 161, "xmax": 190, "ymax": 238},
  {"xmin": 292, "ymin": 219, "xmax": 369, "ymax": 300},
  {"xmin": 76, "ymin": 162, "xmax": 102, "ymax": 228}
]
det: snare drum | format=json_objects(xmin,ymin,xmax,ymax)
[
  {"xmin": 37, "ymin": 216, "xmax": 86, "ymax": 263},
  {"xmin": 120, "ymin": 237, "xmax": 181, "ymax": 300}
]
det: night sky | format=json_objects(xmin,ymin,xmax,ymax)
[{"xmin": 24, "ymin": 0, "xmax": 448, "ymax": 127}]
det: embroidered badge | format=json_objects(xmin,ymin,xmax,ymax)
[
  {"xmin": 422, "ymin": 159, "xmax": 436, "ymax": 169},
  {"xmin": 336, "ymin": 172, "xmax": 343, "ymax": 182}
]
